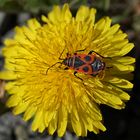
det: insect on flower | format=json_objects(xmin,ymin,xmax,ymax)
[
  {"xmin": 46, "ymin": 49, "xmax": 107, "ymax": 80},
  {"xmin": 0, "ymin": 4, "xmax": 135, "ymax": 137}
]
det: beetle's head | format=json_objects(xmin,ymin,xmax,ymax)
[{"xmin": 62, "ymin": 58, "xmax": 68, "ymax": 65}]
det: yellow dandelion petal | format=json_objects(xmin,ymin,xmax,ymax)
[
  {"xmin": 94, "ymin": 17, "xmax": 111, "ymax": 33},
  {"xmin": 6, "ymin": 95, "xmax": 21, "ymax": 107},
  {"xmin": 27, "ymin": 18, "xmax": 41, "ymax": 31},
  {"xmin": 48, "ymin": 112, "xmax": 58, "ymax": 135},
  {"xmin": 76, "ymin": 6, "xmax": 96, "ymax": 24},
  {"xmin": 57, "ymin": 105, "xmax": 68, "ymax": 137},
  {"xmin": 12, "ymin": 101, "xmax": 29, "ymax": 115},
  {"xmin": 31, "ymin": 110, "xmax": 45, "ymax": 132},
  {"xmin": 44, "ymin": 110, "xmax": 55, "ymax": 127},
  {"xmin": 0, "ymin": 3, "xmax": 135, "ymax": 137},
  {"xmin": 104, "ymin": 76, "xmax": 133, "ymax": 89},
  {"xmin": 23, "ymin": 106, "xmax": 37, "ymax": 121},
  {"xmin": 111, "ymin": 56, "xmax": 135, "ymax": 64},
  {"xmin": 0, "ymin": 71, "xmax": 17, "ymax": 80},
  {"xmin": 48, "ymin": 4, "xmax": 72, "ymax": 24}
]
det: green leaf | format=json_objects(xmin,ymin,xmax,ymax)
[
  {"xmin": 0, "ymin": 0, "xmax": 10, "ymax": 7},
  {"xmin": 23, "ymin": 0, "xmax": 57, "ymax": 13},
  {"xmin": 45, "ymin": 0, "xmax": 60, "ymax": 5},
  {"xmin": 0, "ymin": 0, "xmax": 22, "ymax": 12},
  {"xmin": 24, "ymin": 0, "xmax": 44, "ymax": 13},
  {"xmin": 103, "ymin": 0, "xmax": 110, "ymax": 11}
]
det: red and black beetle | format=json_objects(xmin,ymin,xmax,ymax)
[
  {"xmin": 62, "ymin": 50, "xmax": 105, "ymax": 77},
  {"xmin": 46, "ymin": 50, "xmax": 106, "ymax": 80}
]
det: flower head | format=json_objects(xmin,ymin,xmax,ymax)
[{"xmin": 0, "ymin": 4, "xmax": 135, "ymax": 137}]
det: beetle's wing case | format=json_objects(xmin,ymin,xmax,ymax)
[{"xmin": 76, "ymin": 54, "xmax": 96, "ymax": 64}]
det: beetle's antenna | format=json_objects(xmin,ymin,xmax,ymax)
[
  {"xmin": 59, "ymin": 48, "xmax": 66, "ymax": 60},
  {"xmin": 46, "ymin": 62, "xmax": 62, "ymax": 74},
  {"xmin": 46, "ymin": 46, "xmax": 68, "ymax": 75}
]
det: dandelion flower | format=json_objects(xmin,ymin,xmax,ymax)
[{"xmin": 0, "ymin": 4, "xmax": 135, "ymax": 137}]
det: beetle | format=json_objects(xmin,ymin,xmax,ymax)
[
  {"xmin": 62, "ymin": 50, "xmax": 105, "ymax": 78},
  {"xmin": 46, "ymin": 50, "xmax": 106, "ymax": 80}
]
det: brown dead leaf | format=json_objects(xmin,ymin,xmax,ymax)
[{"xmin": 0, "ymin": 80, "xmax": 5, "ymax": 98}]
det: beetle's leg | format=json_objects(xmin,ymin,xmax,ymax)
[
  {"xmin": 91, "ymin": 73, "xmax": 98, "ymax": 77},
  {"xmin": 88, "ymin": 50, "xmax": 113, "ymax": 60},
  {"xmin": 75, "ymin": 48, "xmax": 86, "ymax": 53},
  {"xmin": 66, "ymin": 53, "xmax": 71, "ymax": 57},
  {"xmin": 74, "ymin": 71, "xmax": 83, "ymax": 81},
  {"xmin": 67, "ymin": 47, "xmax": 87, "ymax": 56},
  {"xmin": 106, "ymin": 66, "xmax": 113, "ymax": 69},
  {"xmin": 88, "ymin": 50, "xmax": 105, "ymax": 58},
  {"xmin": 64, "ymin": 67, "xmax": 69, "ymax": 70},
  {"xmin": 74, "ymin": 48, "xmax": 87, "ymax": 55},
  {"xmin": 58, "ymin": 63, "xmax": 64, "ymax": 69}
]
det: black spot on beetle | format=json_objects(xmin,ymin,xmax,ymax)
[
  {"xmin": 83, "ymin": 66, "xmax": 89, "ymax": 72},
  {"xmin": 74, "ymin": 57, "xmax": 85, "ymax": 68},
  {"xmin": 84, "ymin": 55, "xmax": 91, "ymax": 61}
]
